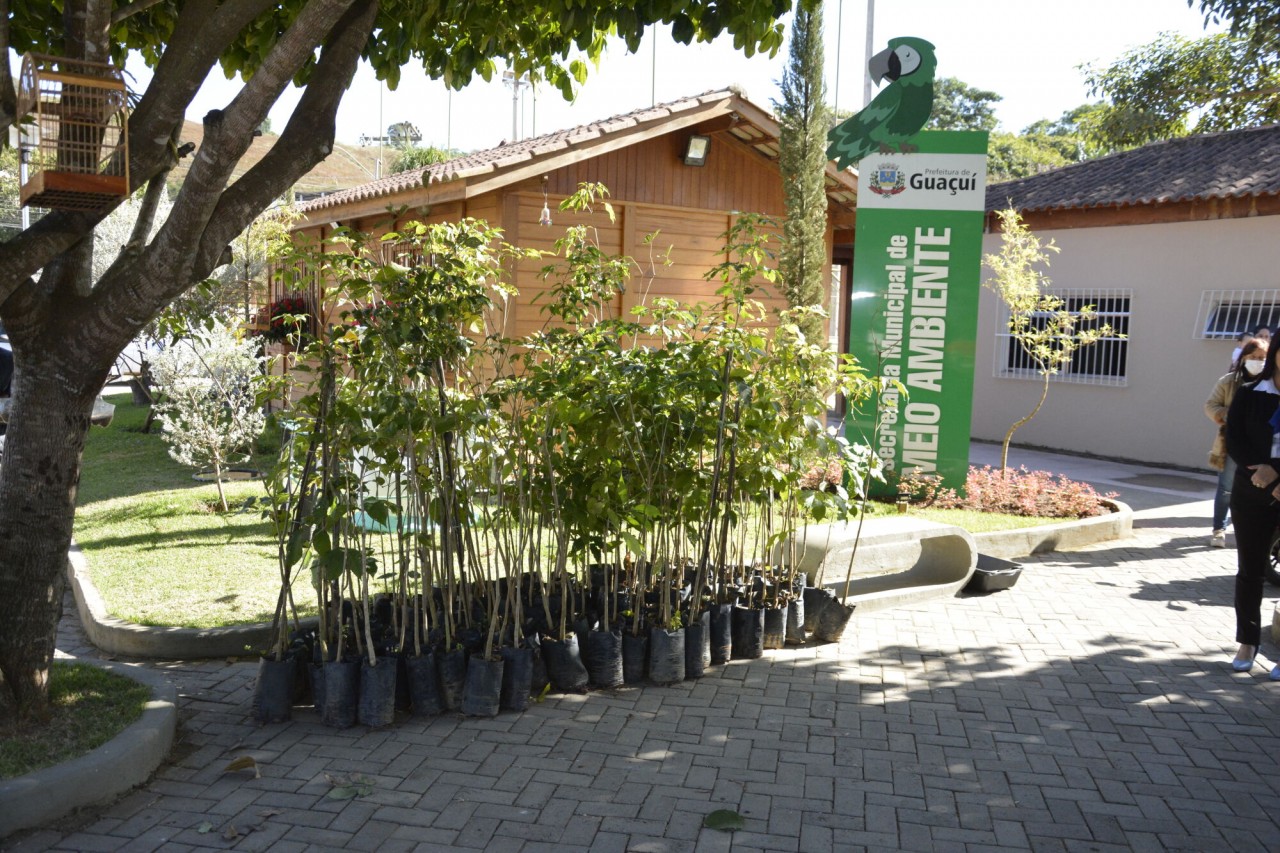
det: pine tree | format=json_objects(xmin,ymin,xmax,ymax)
[{"xmin": 776, "ymin": 2, "xmax": 830, "ymax": 344}]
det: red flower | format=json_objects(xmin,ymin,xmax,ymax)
[{"xmin": 259, "ymin": 296, "xmax": 311, "ymax": 343}]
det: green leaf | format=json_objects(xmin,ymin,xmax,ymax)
[
  {"xmin": 320, "ymin": 548, "xmax": 363, "ymax": 579},
  {"xmin": 326, "ymin": 773, "xmax": 375, "ymax": 799},
  {"xmin": 284, "ymin": 525, "xmax": 308, "ymax": 568},
  {"xmin": 703, "ymin": 809, "xmax": 745, "ymax": 831}
]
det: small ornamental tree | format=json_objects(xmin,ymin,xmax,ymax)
[
  {"xmin": 984, "ymin": 208, "xmax": 1117, "ymax": 473},
  {"xmin": 149, "ymin": 319, "xmax": 267, "ymax": 512},
  {"xmin": 775, "ymin": 2, "xmax": 829, "ymax": 344}
]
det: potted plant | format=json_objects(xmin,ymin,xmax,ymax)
[{"xmin": 258, "ymin": 294, "xmax": 312, "ymax": 347}]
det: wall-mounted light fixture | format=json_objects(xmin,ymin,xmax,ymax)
[
  {"xmin": 539, "ymin": 175, "xmax": 552, "ymax": 227},
  {"xmin": 683, "ymin": 134, "xmax": 710, "ymax": 167}
]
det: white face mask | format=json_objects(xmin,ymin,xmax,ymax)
[{"xmin": 1245, "ymin": 359, "xmax": 1265, "ymax": 376}]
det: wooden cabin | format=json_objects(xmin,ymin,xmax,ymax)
[{"xmin": 282, "ymin": 90, "xmax": 860, "ymax": 351}]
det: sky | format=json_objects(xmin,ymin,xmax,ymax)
[{"xmin": 132, "ymin": 0, "xmax": 1223, "ymax": 175}]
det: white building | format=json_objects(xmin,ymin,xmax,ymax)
[{"xmin": 972, "ymin": 124, "xmax": 1280, "ymax": 470}]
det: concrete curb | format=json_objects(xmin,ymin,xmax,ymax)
[
  {"xmin": 792, "ymin": 517, "xmax": 977, "ymax": 613},
  {"xmin": 68, "ymin": 502, "xmax": 1132, "ymax": 661},
  {"xmin": 68, "ymin": 544, "xmax": 297, "ymax": 660},
  {"xmin": 0, "ymin": 658, "xmax": 176, "ymax": 840},
  {"xmin": 788, "ymin": 499, "xmax": 1134, "ymax": 609},
  {"xmin": 970, "ymin": 498, "xmax": 1134, "ymax": 561}
]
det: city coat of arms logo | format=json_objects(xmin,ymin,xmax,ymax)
[{"xmin": 869, "ymin": 163, "xmax": 906, "ymax": 197}]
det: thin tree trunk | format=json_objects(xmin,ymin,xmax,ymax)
[{"xmin": 1001, "ymin": 372, "xmax": 1051, "ymax": 474}]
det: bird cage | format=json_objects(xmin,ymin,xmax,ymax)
[{"xmin": 15, "ymin": 52, "xmax": 130, "ymax": 212}]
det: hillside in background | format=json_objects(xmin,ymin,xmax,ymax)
[{"xmin": 169, "ymin": 120, "xmax": 391, "ymax": 196}]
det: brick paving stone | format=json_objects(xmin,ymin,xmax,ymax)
[
  {"xmin": 260, "ymin": 841, "xmax": 309, "ymax": 853},
  {"xmin": 15, "ymin": 487, "xmax": 1280, "ymax": 853},
  {"xmin": 335, "ymin": 818, "xmax": 399, "ymax": 852},
  {"xmin": 621, "ymin": 836, "xmax": 693, "ymax": 853},
  {"xmin": 385, "ymin": 824, "xmax": 458, "ymax": 847}
]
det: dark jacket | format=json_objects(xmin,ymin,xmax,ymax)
[{"xmin": 1226, "ymin": 381, "xmax": 1280, "ymax": 479}]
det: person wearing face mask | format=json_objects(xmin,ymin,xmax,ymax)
[
  {"xmin": 1224, "ymin": 332, "xmax": 1280, "ymax": 678},
  {"xmin": 1206, "ymin": 337, "xmax": 1267, "ymax": 547},
  {"xmin": 1232, "ymin": 325, "xmax": 1271, "ymax": 369}
]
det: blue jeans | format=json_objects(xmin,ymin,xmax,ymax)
[{"xmin": 1214, "ymin": 455, "xmax": 1236, "ymax": 531}]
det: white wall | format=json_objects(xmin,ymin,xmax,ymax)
[{"xmin": 971, "ymin": 215, "xmax": 1280, "ymax": 470}]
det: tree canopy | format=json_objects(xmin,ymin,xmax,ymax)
[
  {"xmin": 986, "ymin": 104, "xmax": 1108, "ymax": 183},
  {"xmin": 1082, "ymin": 31, "xmax": 1280, "ymax": 150},
  {"xmin": 926, "ymin": 76, "xmax": 1001, "ymax": 133},
  {"xmin": 1074, "ymin": 1, "xmax": 1280, "ymax": 151},
  {"xmin": 1189, "ymin": 0, "xmax": 1280, "ymax": 57}
]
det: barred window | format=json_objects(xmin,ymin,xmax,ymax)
[
  {"xmin": 994, "ymin": 289, "xmax": 1130, "ymax": 387},
  {"xmin": 1193, "ymin": 289, "xmax": 1280, "ymax": 339}
]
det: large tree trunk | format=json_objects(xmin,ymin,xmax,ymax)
[
  {"xmin": 0, "ymin": 351, "xmax": 102, "ymax": 725},
  {"xmin": 0, "ymin": 0, "xmax": 377, "ymax": 724}
]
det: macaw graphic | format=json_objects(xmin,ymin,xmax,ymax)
[{"xmin": 827, "ymin": 36, "xmax": 937, "ymax": 170}]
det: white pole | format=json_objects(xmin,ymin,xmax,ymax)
[
  {"xmin": 651, "ymin": 33, "xmax": 657, "ymax": 106},
  {"xmin": 863, "ymin": 0, "xmax": 876, "ymax": 108},
  {"xmin": 833, "ymin": 0, "xmax": 842, "ymax": 114}
]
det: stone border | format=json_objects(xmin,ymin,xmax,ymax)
[
  {"xmin": 969, "ymin": 499, "xmax": 1133, "ymax": 560},
  {"xmin": 791, "ymin": 516, "xmax": 977, "ymax": 614},
  {"xmin": 787, "ymin": 499, "xmax": 1134, "ymax": 610},
  {"xmin": 67, "ymin": 544, "xmax": 302, "ymax": 659},
  {"xmin": 68, "ymin": 502, "xmax": 1132, "ymax": 661},
  {"xmin": 0, "ymin": 658, "xmax": 176, "ymax": 839}
]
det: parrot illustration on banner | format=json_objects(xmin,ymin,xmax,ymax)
[{"xmin": 826, "ymin": 36, "xmax": 937, "ymax": 170}]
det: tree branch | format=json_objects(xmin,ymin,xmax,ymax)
[
  {"xmin": 111, "ymin": 0, "xmax": 169, "ymax": 25},
  {"xmin": 85, "ymin": 0, "xmax": 370, "ymax": 338},
  {"xmin": 150, "ymin": 0, "xmax": 359, "ymax": 279},
  {"xmin": 195, "ymin": 0, "xmax": 378, "ymax": 275},
  {"xmin": 0, "ymin": 0, "xmax": 272, "ymax": 306},
  {"xmin": 127, "ymin": 0, "xmax": 275, "ymax": 187},
  {"xmin": 93, "ymin": 129, "xmax": 188, "ymax": 288},
  {"xmin": 63, "ymin": 0, "xmax": 113, "ymax": 63},
  {"xmin": 0, "ymin": 212, "xmax": 106, "ymax": 307}
]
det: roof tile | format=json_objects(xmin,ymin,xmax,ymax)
[
  {"xmin": 301, "ymin": 89, "xmax": 738, "ymax": 214},
  {"xmin": 988, "ymin": 124, "xmax": 1280, "ymax": 213}
]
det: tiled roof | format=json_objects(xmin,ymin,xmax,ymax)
[
  {"xmin": 301, "ymin": 90, "xmax": 742, "ymax": 214},
  {"xmin": 987, "ymin": 124, "xmax": 1280, "ymax": 213}
]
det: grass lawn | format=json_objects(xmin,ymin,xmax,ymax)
[
  {"xmin": 76, "ymin": 394, "xmax": 296, "ymax": 629},
  {"xmin": 75, "ymin": 394, "xmax": 1068, "ymax": 629},
  {"xmin": 0, "ymin": 662, "xmax": 151, "ymax": 779}
]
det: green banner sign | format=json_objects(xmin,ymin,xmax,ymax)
[{"xmin": 845, "ymin": 130, "xmax": 989, "ymax": 495}]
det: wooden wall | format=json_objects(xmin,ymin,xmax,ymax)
[
  {"xmin": 288, "ymin": 125, "xmax": 822, "ymax": 350},
  {"xmin": 497, "ymin": 129, "xmax": 794, "ymax": 339},
  {"xmin": 541, "ymin": 126, "xmax": 786, "ymax": 215}
]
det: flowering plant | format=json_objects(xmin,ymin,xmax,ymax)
[
  {"xmin": 259, "ymin": 295, "xmax": 310, "ymax": 343},
  {"xmin": 898, "ymin": 465, "xmax": 1117, "ymax": 519}
]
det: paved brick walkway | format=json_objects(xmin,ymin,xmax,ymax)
[{"xmin": 7, "ymin": 503, "xmax": 1280, "ymax": 852}]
